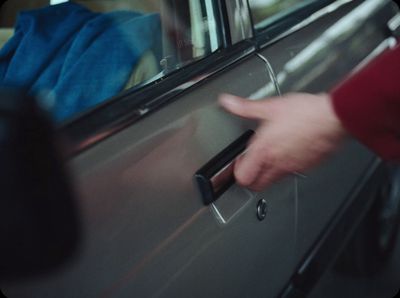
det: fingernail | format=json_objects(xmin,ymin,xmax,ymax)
[{"xmin": 219, "ymin": 94, "xmax": 239, "ymax": 107}]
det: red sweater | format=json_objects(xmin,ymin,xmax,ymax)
[{"xmin": 331, "ymin": 43, "xmax": 400, "ymax": 160}]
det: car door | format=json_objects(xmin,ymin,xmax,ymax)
[
  {"xmin": 1, "ymin": 1, "xmax": 296, "ymax": 297},
  {"xmin": 250, "ymin": 0, "xmax": 399, "ymax": 270}
]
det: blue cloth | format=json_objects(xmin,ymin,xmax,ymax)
[{"xmin": 0, "ymin": 2, "xmax": 161, "ymax": 122}]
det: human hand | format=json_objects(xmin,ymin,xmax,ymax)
[{"xmin": 219, "ymin": 93, "xmax": 347, "ymax": 191}]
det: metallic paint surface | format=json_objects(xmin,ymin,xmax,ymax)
[{"xmin": 2, "ymin": 56, "xmax": 295, "ymax": 298}]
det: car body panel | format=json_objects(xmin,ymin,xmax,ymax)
[{"xmin": 2, "ymin": 55, "xmax": 296, "ymax": 297}]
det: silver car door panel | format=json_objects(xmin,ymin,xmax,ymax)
[{"xmin": 2, "ymin": 55, "xmax": 296, "ymax": 298}]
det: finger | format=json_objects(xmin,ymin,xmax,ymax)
[
  {"xmin": 249, "ymin": 167, "xmax": 286, "ymax": 191},
  {"xmin": 233, "ymin": 143, "xmax": 265, "ymax": 188},
  {"xmin": 218, "ymin": 93, "xmax": 274, "ymax": 120}
]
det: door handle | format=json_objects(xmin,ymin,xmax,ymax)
[{"xmin": 195, "ymin": 130, "xmax": 254, "ymax": 205}]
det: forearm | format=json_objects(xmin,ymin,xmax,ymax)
[{"xmin": 331, "ymin": 43, "xmax": 400, "ymax": 160}]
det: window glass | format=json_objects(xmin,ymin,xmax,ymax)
[
  {"xmin": 249, "ymin": 0, "xmax": 328, "ymax": 30},
  {"xmin": 0, "ymin": 0, "xmax": 221, "ymax": 123}
]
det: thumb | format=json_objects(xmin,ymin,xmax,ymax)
[{"xmin": 218, "ymin": 93, "xmax": 272, "ymax": 120}]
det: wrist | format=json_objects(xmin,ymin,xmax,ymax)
[{"xmin": 320, "ymin": 93, "xmax": 347, "ymax": 141}]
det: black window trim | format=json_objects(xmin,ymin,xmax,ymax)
[
  {"xmin": 60, "ymin": 40, "xmax": 256, "ymax": 157},
  {"xmin": 59, "ymin": 0, "xmax": 349, "ymax": 158}
]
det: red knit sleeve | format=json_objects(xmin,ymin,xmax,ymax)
[{"xmin": 331, "ymin": 43, "xmax": 400, "ymax": 160}]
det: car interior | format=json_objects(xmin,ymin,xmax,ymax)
[{"xmin": 0, "ymin": 0, "xmax": 220, "ymax": 122}]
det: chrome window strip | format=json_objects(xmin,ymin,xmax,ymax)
[{"xmin": 258, "ymin": 0, "xmax": 359, "ymax": 49}]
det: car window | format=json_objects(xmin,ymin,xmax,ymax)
[
  {"xmin": 225, "ymin": 0, "xmax": 253, "ymax": 44},
  {"xmin": 0, "ymin": 0, "xmax": 221, "ymax": 123},
  {"xmin": 249, "ymin": 0, "xmax": 332, "ymax": 31}
]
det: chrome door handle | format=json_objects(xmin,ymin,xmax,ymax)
[{"xmin": 195, "ymin": 130, "xmax": 254, "ymax": 205}]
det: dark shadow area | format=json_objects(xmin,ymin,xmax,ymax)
[{"xmin": 0, "ymin": 88, "xmax": 80, "ymax": 281}]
